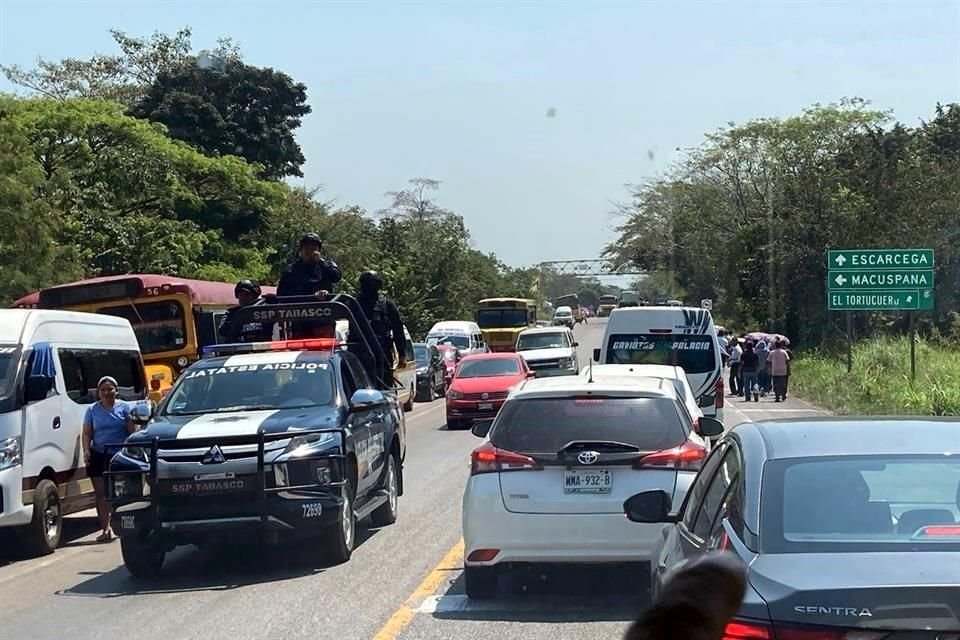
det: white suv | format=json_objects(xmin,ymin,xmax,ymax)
[
  {"xmin": 515, "ymin": 327, "xmax": 579, "ymax": 377},
  {"xmin": 461, "ymin": 375, "xmax": 723, "ymax": 599}
]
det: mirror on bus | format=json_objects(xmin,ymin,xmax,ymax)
[{"xmin": 592, "ymin": 348, "xmax": 601, "ymax": 362}]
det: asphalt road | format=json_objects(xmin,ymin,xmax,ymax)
[{"xmin": 0, "ymin": 319, "xmax": 825, "ymax": 640}]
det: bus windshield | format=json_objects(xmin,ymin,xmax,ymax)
[
  {"xmin": 477, "ymin": 308, "xmax": 528, "ymax": 328},
  {"xmin": 98, "ymin": 300, "xmax": 188, "ymax": 355}
]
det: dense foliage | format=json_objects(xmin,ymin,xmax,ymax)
[
  {"xmin": 605, "ymin": 99, "xmax": 960, "ymax": 347},
  {"xmin": 0, "ymin": 30, "xmax": 536, "ymax": 337}
]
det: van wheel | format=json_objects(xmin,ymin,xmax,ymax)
[
  {"xmin": 18, "ymin": 479, "xmax": 62, "ymax": 557},
  {"xmin": 403, "ymin": 384, "xmax": 414, "ymax": 412},
  {"xmin": 465, "ymin": 566, "xmax": 498, "ymax": 599},
  {"xmin": 121, "ymin": 535, "xmax": 166, "ymax": 579}
]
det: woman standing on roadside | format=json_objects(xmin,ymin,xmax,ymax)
[{"xmin": 82, "ymin": 376, "xmax": 135, "ymax": 543}]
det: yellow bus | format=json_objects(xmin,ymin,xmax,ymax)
[
  {"xmin": 475, "ymin": 298, "xmax": 537, "ymax": 352},
  {"xmin": 13, "ymin": 274, "xmax": 273, "ymax": 402},
  {"xmin": 597, "ymin": 295, "xmax": 619, "ymax": 317}
]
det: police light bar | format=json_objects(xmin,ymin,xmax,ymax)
[{"xmin": 202, "ymin": 338, "xmax": 341, "ymax": 358}]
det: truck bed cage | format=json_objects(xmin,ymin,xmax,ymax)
[
  {"xmin": 218, "ymin": 293, "xmax": 393, "ymax": 390},
  {"xmin": 105, "ymin": 428, "xmax": 349, "ymax": 525}
]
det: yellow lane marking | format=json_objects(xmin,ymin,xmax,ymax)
[{"xmin": 371, "ymin": 538, "xmax": 464, "ymax": 640}]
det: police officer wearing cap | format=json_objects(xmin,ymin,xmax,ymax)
[
  {"xmin": 219, "ymin": 280, "xmax": 274, "ymax": 342},
  {"xmin": 277, "ymin": 232, "xmax": 342, "ymax": 297},
  {"xmin": 357, "ymin": 271, "xmax": 407, "ymax": 386}
]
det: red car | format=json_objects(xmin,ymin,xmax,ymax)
[
  {"xmin": 436, "ymin": 345, "xmax": 461, "ymax": 386},
  {"xmin": 445, "ymin": 353, "xmax": 534, "ymax": 430}
]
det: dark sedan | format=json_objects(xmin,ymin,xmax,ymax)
[
  {"xmin": 414, "ymin": 342, "xmax": 447, "ymax": 401},
  {"xmin": 623, "ymin": 417, "xmax": 960, "ymax": 638}
]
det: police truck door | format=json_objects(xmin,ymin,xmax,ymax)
[{"xmin": 343, "ymin": 358, "xmax": 387, "ymax": 498}]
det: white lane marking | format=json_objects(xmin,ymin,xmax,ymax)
[
  {"xmin": 416, "ymin": 594, "xmax": 635, "ymax": 614},
  {"xmin": 175, "ymin": 410, "xmax": 281, "ymax": 439}
]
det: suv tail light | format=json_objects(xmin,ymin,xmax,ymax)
[
  {"xmin": 722, "ymin": 620, "xmax": 886, "ymax": 640},
  {"xmin": 470, "ymin": 442, "xmax": 541, "ymax": 475},
  {"xmin": 634, "ymin": 440, "xmax": 707, "ymax": 471},
  {"xmin": 715, "ymin": 378, "xmax": 725, "ymax": 408}
]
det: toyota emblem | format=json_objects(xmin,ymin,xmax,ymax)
[
  {"xmin": 577, "ymin": 451, "xmax": 600, "ymax": 465},
  {"xmin": 481, "ymin": 392, "xmax": 489, "ymax": 400}
]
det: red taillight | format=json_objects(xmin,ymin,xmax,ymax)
[
  {"xmin": 715, "ymin": 378, "xmax": 725, "ymax": 408},
  {"xmin": 919, "ymin": 525, "xmax": 960, "ymax": 536},
  {"xmin": 470, "ymin": 442, "xmax": 540, "ymax": 475},
  {"xmin": 723, "ymin": 621, "xmax": 771, "ymax": 639},
  {"xmin": 635, "ymin": 440, "xmax": 707, "ymax": 470}
]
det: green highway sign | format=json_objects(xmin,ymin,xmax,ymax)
[
  {"xmin": 828, "ymin": 289, "xmax": 935, "ymax": 311},
  {"xmin": 828, "ymin": 249, "xmax": 934, "ymax": 270},
  {"xmin": 828, "ymin": 269, "xmax": 935, "ymax": 290}
]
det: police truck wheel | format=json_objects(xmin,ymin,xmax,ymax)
[
  {"xmin": 18, "ymin": 479, "xmax": 62, "ymax": 557},
  {"xmin": 325, "ymin": 478, "xmax": 356, "ymax": 564},
  {"xmin": 370, "ymin": 453, "xmax": 399, "ymax": 527},
  {"xmin": 465, "ymin": 566, "xmax": 498, "ymax": 600},
  {"xmin": 121, "ymin": 535, "xmax": 165, "ymax": 579}
]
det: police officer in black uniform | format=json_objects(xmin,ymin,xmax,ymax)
[
  {"xmin": 277, "ymin": 232, "xmax": 343, "ymax": 338},
  {"xmin": 356, "ymin": 271, "xmax": 406, "ymax": 387},
  {"xmin": 277, "ymin": 232, "xmax": 342, "ymax": 297},
  {"xmin": 219, "ymin": 280, "xmax": 274, "ymax": 342}
]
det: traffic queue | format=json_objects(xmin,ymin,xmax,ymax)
[{"xmin": 2, "ymin": 245, "xmax": 959, "ymax": 640}]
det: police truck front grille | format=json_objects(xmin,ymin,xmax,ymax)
[{"xmin": 158, "ymin": 443, "xmax": 288, "ymax": 463}]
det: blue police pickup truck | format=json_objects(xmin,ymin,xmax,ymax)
[{"xmin": 107, "ymin": 296, "xmax": 406, "ymax": 578}]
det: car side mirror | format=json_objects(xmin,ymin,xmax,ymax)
[
  {"xmin": 130, "ymin": 401, "xmax": 154, "ymax": 424},
  {"xmin": 526, "ymin": 371, "xmax": 536, "ymax": 378},
  {"xmin": 592, "ymin": 348, "xmax": 600, "ymax": 362},
  {"xmin": 623, "ymin": 490, "xmax": 676, "ymax": 523},
  {"xmin": 471, "ymin": 419, "xmax": 494, "ymax": 438},
  {"xmin": 24, "ymin": 375, "xmax": 53, "ymax": 403},
  {"xmin": 698, "ymin": 416, "xmax": 725, "ymax": 438},
  {"xmin": 349, "ymin": 389, "xmax": 386, "ymax": 411},
  {"xmin": 572, "ymin": 341, "xmax": 579, "ymax": 347},
  {"xmin": 698, "ymin": 394, "xmax": 716, "ymax": 408}
]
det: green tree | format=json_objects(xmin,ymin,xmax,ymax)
[{"xmin": 132, "ymin": 59, "xmax": 311, "ymax": 179}]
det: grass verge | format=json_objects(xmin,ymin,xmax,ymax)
[{"xmin": 792, "ymin": 336, "xmax": 960, "ymax": 416}]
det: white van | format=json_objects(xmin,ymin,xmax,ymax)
[
  {"xmin": 593, "ymin": 306, "xmax": 724, "ymax": 419},
  {"xmin": 0, "ymin": 309, "xmax": 147, "ymax": 555},
  {"xmin": 425, "ymin": 321, "xmax": 487, "ymax": 356}
]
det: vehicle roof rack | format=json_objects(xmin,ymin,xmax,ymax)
[{"xmin": 218, "ymin": 294, "xmax": 393, "ymax": 390}]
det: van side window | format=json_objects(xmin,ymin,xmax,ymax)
[{"xmin": 57, "ymin": 348, "xmax": 145, "ymax": 404}]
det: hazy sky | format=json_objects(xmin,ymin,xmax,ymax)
[{"xmin": 2, "ymin": 0, "xmax": 958, "ymax": 270}]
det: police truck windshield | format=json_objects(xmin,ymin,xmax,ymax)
[
  {"xmin": 163, "ymin": 360, "xmax": 335, "ymax": 415},
  {"xmin": 476, "ymin": 309, "xmax": 528, "ymax": 328},
  {"xmin": 606, "ymin": 334, "xmax": 716, "ymax": 374}
]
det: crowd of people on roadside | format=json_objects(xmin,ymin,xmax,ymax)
[{"xmin": 716, "ymin": 330, "xmax": 793, "ymax": 403}]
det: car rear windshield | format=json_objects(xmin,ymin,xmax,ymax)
[
  {"xmin": 761, "ymin": 456, "xmax": 960, "ymax": 553},
  {"xmin": 427, "ymin": 334, "xmax": 470, "ymax": 349},
  {"xmin": 414, "ymin": 345, "xmax": 429, "ymax": 364},
  {"xmin": 490, "ymin": 396, "xmax": 687, "ymax": 455},
  {"xmin": 457, "ymin": 359, "xmax": 520, "ymax": 378},
  {"xmin": 163, "ymin": 359, "xmax": 335, "ymax": 415},
  {"xmin": 606, "ymin": 333, "xmax": 717, "ymax": 374}
]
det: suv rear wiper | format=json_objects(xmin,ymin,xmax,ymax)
[{"xmin": 558, "ymin": 440, "xmax": 642, "ymax": 454}]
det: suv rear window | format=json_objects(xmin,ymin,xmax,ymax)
[
  {"xmin": 490, "ymin": 396, "xmax": 687, "ymax": 454},
  {"xmin": 606, "ymin": 333, "xmax": 717, "ymax": 374}
]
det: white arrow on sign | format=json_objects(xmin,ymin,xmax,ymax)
[
  {"xmin": 834, "ymin": 274, "xmax": 847, "ymax": 286},
  {"xmin": 906, "ymin": 295, "xmax": 913, "ymax": 303},
  {"xmin": 834, "ymin": 254, "xmax": 847, "ymax": 266}
]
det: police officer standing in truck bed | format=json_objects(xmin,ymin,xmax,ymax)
[
  {"xmin": 356, "ymin": 270, "xmax": 406, "ymax": 387},
  {"xmin": 277, "ymin": 232, "xmax": 343, "ymax": 338}
]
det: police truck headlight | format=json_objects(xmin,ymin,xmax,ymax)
[
  {"xmin": 111, "ymin": 473, "xmax": 146, "ymax": 499},
  {"xmin": 0, "ymin": 436, "xmax": 22, "ymax": 470},
  {"xmin": 121, "ymin": 446, "xmax": 151, "ymax": 463}
]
